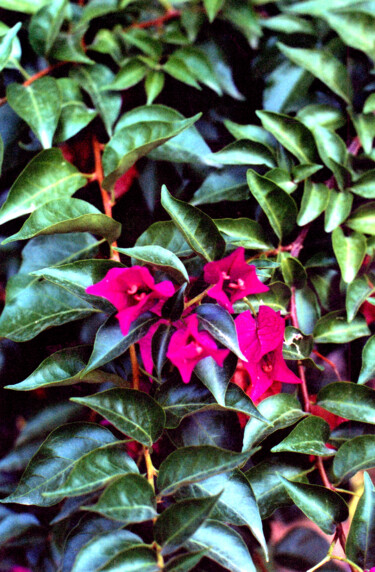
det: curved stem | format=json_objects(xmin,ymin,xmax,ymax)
[{"xmin": 143, "ymin": 447, "xmax": 157, "ymax": 491}]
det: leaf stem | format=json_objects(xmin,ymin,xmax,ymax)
[
  {"xmin": 143, "ymin": 446, "xmax": 157, "ymax": 491},
  {"xmin": 184, "ymin": 284, "xmax": 214, "ymax": 309},
  {"xmin": 129, "ymin": 344, "xmax": 140, "ymax": 390},
  {"xmin": 129, "ymin": 8, "xmax": 180, "ymax": 30}
]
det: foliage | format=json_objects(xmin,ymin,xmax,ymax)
[{"xmin": 1, "ymin": 1, "xmax": 375, "ymax": 571}]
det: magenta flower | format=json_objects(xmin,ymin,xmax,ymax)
[
  {"xmin": 235, "ymin": 306, "xmax": 301, "ymax": 402},
  {"xmin": 86, "ymin": 266, "xmax": 174, "ymax": 335},
  {"xmin": 203, "ymin": 247, "xmax": 269, "ymax": 312},
  {"xmin": 166, "ymin": 314, "xmax": 229, "ymax": 384}
]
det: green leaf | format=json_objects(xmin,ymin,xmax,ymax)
[
  {"xmin": 256, "ymin": 110, "xmax": 318, "ymax": 164},
  {"xmin": 1, "ymin": 0, "xmax": 49, "ymax": 13},
  {"xmin": 83, "ymin": 313, "xmax": 158, "ymax": 374},
  {"xmin": 145, "ymin": 70, "xmax": 165, "ymax": 104},
  {"xmin": 245, "ymin": 456, "xmax": 312, "ymax": 519},
  {"xmin": 6, "ymin": 77, "xmax": 61, "ymax": 148},
  {"xmin": 266, "ymin": 167, "xmax": 297, "ymax": 194},
  {"xmin": 324, "ymin": 190, "xmax": 353, "ymax": 233},
  {"xmin": 72, "ymin": 388, "xmax": 165, "ymax": 447},
  {"xmin": 297, "ymin": 180, "xmax": 330, "ymax": 226},
  {"xmin": 71, "ymin": 529, "xmax": 143, "ymax": 572},
  {"xmin": 0, "ymin": 423, "xmax": 117, "ymax": 506},
  {"xmin": 50, "ymin": 29, "xmax": 94, "ymax": 65},
  {"xmin": 0, "ymin": 148, "xmax": 86, "ymax": 225},
  {"xmin": 261, "ymin": 14, "xmax": 316, "ymax": 35},
  {"xmin": 164, "ymin": 54, "xmax": 201, "ymax": 89},
  {"xmin": 194, "ymin": 353, "xmax": 237, "ymax": 407},
  {"xmin": 99, "ymin": 546, "xmax": 159, "ymax": 572},
  {"xmin": 43, "ymin": 442, "xmax": 138, "ymax": 498},
  {"xmin": 214, "ymin": 218, "xmax": 273, "ymax": 250},
  {"xmin": 161, "ymin": 284, "xmax": 186, "ymax": 321},
  {"xmin": 281, "ymin": 256, "xmax": 307, "ymax": 289},
  {"xmin": 4, "ymin": 346, "xmax": 124, "ymax": 391},
  {"xmin": 166, "ymin": 46, "xmax": 222, "ymax": 95},
  {"xmin": 346, "ymin": 274, "xmax": 375, "ymax": 323},
  {"xmin": 242, "ymin": 394, "xmax": 307, "ymax": 451},
  {"xmin": 324, "ymin": 11, "xmax": 375, "ymax": 61},
  {"xmin": 332, "ymin": 227, "xmax": 366, "ymax": 284},
  {"xmin": 351, "ymin": 170, "xmax": 375, "ymax": 198},
  {"xmin": 116, "ymin": 245, "xmax": 189, "ymax": 284},
  {"xmin": 85, "ymin": 473, "xmax": 156, "ymax": 523},
  {"xmin": 2, "ymin": 198, "xmax": 121, "ymax": 245},
  {"xmin": 70, "ymin": 64, "xmax": 121, "ymax": 136},
  {"xmin": 136, "ymin": 221, "xmax": 192, "ymax": 258},
  {"xmin": 107, "ymin": 58, "xmax": 147, "ymax": 90},
  {"xmin": 0, "ymin": 23, "xmax": 21, "ymax": 72},
  {"xmin": 317, "ymin": 382, "xmax": 375, "ymax": 424},
  {"xmin": 346, "ymin": 472, "xmax": 375, "ymax": 568},
  {"xmin": 333, "ymin": 436, "xmax": 375, "ymax": 483},
  {"xmin": 184, "ymin": 519, "xmax": 256, "ymax": 572},
  {"xmin": 164, "ymin": 551, "xmax": 208, "ymax": 572},
  {"xmin": 224, "ymin": 119, "xmax": 274, "ymax": 149},
  {"xmin": 346, "ymin": 202, "xmax": 375, "ymax": 235},
  {"xmin": 209, "ymin": 141, "xmax": 275, "ymax": 168},
  {"xmin": 203, "ymin": 0, "xmax": 224, "ymax": 21},
  {"xmin": 157, "ymin": 446, "xmax": 251, "ymax": 496},
  {"xmin": 359, "ymin": 335, "xmax": 375, "ymax": 385},
  {"xmin": 154, "ymin": 494, "xmax": 220, "ymax": 555},
  {"xmin": 29, "ymin": 0, "xmax": 67, "ymax": 56},
  {"xmin": 102, "ymin": 115, "xmax": 201, "ymax": 191},
  {"xmin": 292, "ymin": 162, "xmax": 323, "ymax": 183},
  {"xmin": 194, "ymin": 303, "xmax": 246, "ymax": 360},
  {"xmin": 271, "ymin": 416, "xmax": 335, "ymax": 456},
  {"xmin": 297, "ymin": 104, "xmax": 346, "ymax": 131},
  {"xmin": 55, "ymin": 78, "xmax": 97, "ymax": 142},
  {"xmin": 247, "ymin": 169, "xmax": 297, "ymax": 240},
  {"xmin": 263, "ymin": 59, "xmax": 313, "ymax": 114},
  {"xmin": 0, "ymin": 274, "xmax": 97, "ymax": 342},
  {"xmin": 313, "ymin": 310, "xmax": 370, "ymax": 343},
  {"xmin": 277, "ymin": 42, "xmax": 352, "ymax": 103},
  {"xmin": 294, "ymin": 284, "xmax": 321, "ymax": 335},
  {"xmin": 161, "ymin": 185, "xmax": 225, "ymax": 262},
  {"xmin": 0, "ymin": 134, "xmax": 3, "ymax": 177},
  {"xmin": 278, "ymin": 477, "xmax": 348, "ymax": 535}
]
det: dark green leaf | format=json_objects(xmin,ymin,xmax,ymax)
[
  {"xmin": 324, "ymin": 11, "xmax": 375, "ymax": 61},
  {"xmin": 99, "ymin": 546, "xmax": 159, "ymax": 572},
  {"xmin": 295, "ymin": 284, "xmax": 321, "ymax": 335},
  {"xmin": 313, "ymin": 311, "xmax": 370, "ymax": 343},
  {"xmin": 359, "ymin": 334, "xmax": 375, "ymax": 385},
  {"xmin": 152, "ymin": 322, "xmax": 174, "ymax": 379},
  {"xmin": 72, "ymin": 388, "xmax": 165, "ymax": 447},
  {"xmin": 50, "ymin": 29, "xmax": 94, "ymax": 64},
  {"xmin": 161, "ymin": 283, "xmax": 187, "ymax": 321},
  {"xmin": 209, "ymin": 140, "xmax": 275, "ymax": 168},
  {"xmin": 116, "ymin": 245, "xmax": 189, "ymax": 284},
  {"xmin": 271, "ymin": 416, "xmax": 335, "ymax": 456},
  {"xmin": 164, "ymin": 550, "xmax": 208, "ymax": 572},
  {"xmin": 292, "ymin": 162, "xmax": 323, "ymax": 182},
  {"xmin": 281, "ymin": 256, "xmax": 307, "ymax": 289},
  {"xmin": 161, "ymin": 185, "xmax": 225, "ymax": 262},
  {"xmin": 29, "ymin": 0, "xmax": 67, "ymax": 55},
  {"xmin": 333, "ymin": 436, "xmax": 375, "ymax": 483},
  {"xmin": 194, "ymin": 303, "xmax": 246, "ymax": 360},
  {"xmin": 346, "ymin": 472, "xmax": 375, "ymax": 568},
  {"xmin": 136, "ymin": 221, "xmax": 192, "ymax": 258},
  {"xmin": 346, "ymin": 274, "xmax": 375, "ymax": 323},
  {"xmin": 317, "ymin": 382, "xmax": 375, "ymax": 424},
  {"xmin": 194, "ymin": 353, "xmax": 237, "ymax": 407}
]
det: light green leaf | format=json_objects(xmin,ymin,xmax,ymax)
[
  {"xmin": 29, "ymin": 0, "xmax": 67, "ymax": 55},
  {"xmin": 0, "ymin": 148, "xmax": 86, "ymax": 225},
  {"xmin": 209, "ymin": 141, "xmax": 275, "ymax": 168},
  {"xmin": 332, "ymin": 227, "xmax": 366, "ymax": 284},
  {"xmin": 359, "ymin": 335, "xmax": 375, "ymax": 385},
  {"xmin": 297, "ymin": 104, "xmax": 346, "ymax": 131},
  {"xmin": 351, "ymin": 170, "xmax": 375, "ymax": 198},
  {"xmin": 333, "ymin": 436, "xmax": 375, "ymax": 483},
  {"xmin": 317, "ymin": 382, "xmax": 375, "ymax": 424},
  {"xmin": 261, "ymin": 14, "xmax": 315, "ymax": 34},
  {"xmin": 324, "ymin": 11, "xmax": 375, "ymax": 61},
  {"xmin": 324, "ymin": 190, "xmax": 353, "ymax": 232},
  {"xmin": 0, "ymin": 23, "xmax": 21, "ymax": 72},
  {"xmin": 346, "ymin": 275, "xmax": 375, "ymax": 323},
  {"xmin": 224, "ymin": 119, "xmax": 274, "ymax": 149},
  {"xmin": 203, "ymin": 0, "xmax": 224, "ymax": 21},
  {"xmin": 107, "ymin": 58, "xmax": 147, "ymax": 90},
  {"xmin": 116, "ymin": 245, "xmax": 189, "ymax": 284},
  {"xmin": 313, "ymin": 310, "xmax": 370, "ymax": 343},
  {"xmin": 347, "ymin": 202, "xmax": 375, "ymax": 235},
  {"xmin": 145, "ymin": 70, "xmax": 165, "ymax": 104},
  {"xmin": 271, "ymin": 416, "xmax": 335, "ymax": 456},
  {"xmin": 346, "ymin": 472, "xmax": 375, "ymax": 568},
  {"xmin": 297, "ymin": 180, "xmax": 330, "ymax": 226},
  {"xmin": 7, "ymin": 77, "xmax": 61, "ymax": 148},
  {"xmin": 215, "ymin": 218, "xmax": 273, "ymax": 250},
  {"xmin": 2, "ymin": 0, "xmax": 49, "ymax": 13}
]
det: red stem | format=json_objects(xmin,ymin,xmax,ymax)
[{"xmin": 130, "ymin": 9, "xmax": 180, "ymax": 30}]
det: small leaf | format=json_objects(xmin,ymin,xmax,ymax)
[
  {"xmin": 145, "ymin": 70, "xmax": 165, "ymax": 104},
  {"xmin": 2, "ymin": 198, "xmax": 121, "ymax": 245},
  {"xmin": 271, "ymin": 416, "xmax": 335, "ymax": 456},
  {"xmin": 359, "ymin": 334, "xmax": 375, "ymax": 385},
  {"xmin": 99, "ymin": 545, "xmax": 159, "ymax": 572},
  {"xmin": 333, "ymin": 436, "xmax": 375, "ymax": 483},
  {"xmin": 194, "ymin": 353, "xmax": 237, "ymax": 407},
  {"xmin": 164, "ymin": 551, "xmax": 207, "ymax": 572},
  {"xmin": 324, "ymin": 190, "xmax": 353, "ymax": 233},
  {"xmin": 351, "ymin": 170, "xmax": 375, "ymax": 198},
  {"xmin": 278, "ymin": 477, "xmax": 348, "ymax": 535},
  {"xmin": 72, "ymin": 388, "xmax": 165, "ymax": 447},
  {"xmin": 152, "ymin": 322, "xmax": 174, "ymax": 379},
  {"xmin": 346, "ymin": 274, "xmax": 374, "ymax": 323},
  {"xmin": 215, "ymin": 218, "xmax": 273, "ymax": 250},
  {"xmin": 7, "ymin": 77, "xmax": 61, "ymax": 148},
  {"xmin": 136, "ymin": 221, "xmax": 192, "ymax": 258},
  {"xmin": 281, "ymin": 256, "xmax": 307, "ymax": 289},
  {"xmin": 157, "ymin": 446, "xmax": 251, "ymax": 496},
  {"xmin": 333, "ymin": 227, "xmax": 367, "ymax": 284},
  {"xmin": 297, "ymin": 180, "xmax": 330, "ymax": 226},
  {"xmin": 0, "ymin": 23, "xmax": 21, "ymax": 72},
  {"xmin": 313, "ymin": 311, "xmax": 370, "ymax": 343},
  {"xmin": 194, "ymin": 303, "xmax": 246, "ymax": 360},
  {"xmin": 317, "ymin": 382, "xmax": 375, "ymax": 424},
  {"xmin": 209, "ymin": 140, "xmax": 275, "ymax": 168},
  {"xmin": 29, "ymin": 0, "xmax": 67, "ymax": 55},
  {"xmin": 346, "ymin": 472, "xmax": 375, "ymax": 568},
  {"xmin": 161, "ymin": 185, "xmax": 225, "ymax": 262},
  {"xmin": 161, "ymin": 283, "xmax": 186, "ymax": 322},
  {"xmin": 107, "ymin": 58, "xmax": 147, "ymax": 90},
  {"xmin": 346, "ymin": 202, "xmax": 375, "ymax": 235},
  {"xmin": 84, "ymin": 474, "xmax": 157, "ymax": 524},
  {"xmin": 154, "ymin": 494, "xmax": 220, "ymax": 555},
  {"xmin": 116, "ymin": 245, "xmax": 189, "ymax": 284},
  {"xmin": 203, "ymin": 0, "xmax": 224, "ymax": 21}
]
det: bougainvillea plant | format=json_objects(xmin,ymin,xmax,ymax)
[{"xmin": 1, "ymin": 0, "xmax": 375, "ymax": 570}]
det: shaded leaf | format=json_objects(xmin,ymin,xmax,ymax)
[
  {"xmin": 271, "ymin": 416, "xmax": 335, "ymax": 456},
  {"xmin": 29, "ymin": 0, "xmax": 67, "ymax": 55},
  {"xmin": 99, "ymin": 546, "xmax": 159, "ymax": 572},
  {"xmin": 194, "ymin": 353, "xmax": 237, "ymax": 407},
  {"xmin": 333, "ymin": 436, "xmax": 375, "ymax": 483},
  {"xmin": 359, "ymin": 334, "xmax": 375, "ymax": 385},
  {"xmin": 136, "ymin": 221, "xmax": 192, "ymax": 258},
  {"xmin": 317, "ymin": 382, "xmax": 375, "ymax": 424},
  {"xmin": 194, "ymin": 303, "xmax": 246, "ymax": 360},
  {"xmin": 346, "ymin": 472, "xmax": 375, "ymax": 568},
  {"xmin": 346, "ymin": 274, "xmax": 374, "ymax": 323},
  {"xmin": 164, "ymin": 550, "xmax": 208, "ymax": 572},
  {"xmin": 297, "ymin": 180, "xmax": 330, "ymax": 226},
  {"xmin": 209, "ymin": 140, "xmax": 275, "ymax": 168},
  {"xmin": 313, "ymin": 310, "xmax": 370, "ymax": 343}
]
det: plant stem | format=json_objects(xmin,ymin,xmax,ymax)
[
  {"xmin": 143, "ymin": 447, "xmax": 157, "ymax": 490},
  {"xmin": 129, "ymin": 344, "xmax": 140, "ymax": 390},
  {"xmin": 184, "ymin": 284, "xmax": 214, "ymax": 309},
  {"xmin": 130, "ymin": 8, "xmax": 180, "ymax": 30}
]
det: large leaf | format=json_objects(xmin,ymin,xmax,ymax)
[
  {"xmin": 279, "ymin": 477, "xmax": 348, "ymax": 535},
  {"xmin": 116, "ymin": 245, "xmax": 189, "ymax": 284},
  {"xmin": 72, "ymin": 388, "xmax": 165, "ymax": 447},
  {"xmin": 43, "ymin": 442, "xmax": 138, "ymax": 498},
  {"xmin": 2, "ymin": 0, "xmax": 49, "ymax": 14},
  {"xmin": 185, "ymin": 519, "xmax": 256, "ymax": 572},
  {"xmin": 333, "ymin": 436, "xmax": 375, "ymax": 483},
  {"xmin": 215, "ymin": 218, "xmax": 273, "ymax": 250},
  {"xmin": 135, "ymin": 221, "xmax": 192, "ymax": 258},
  {"xmin": 157, "ymin": 446, "xmax": 251, "ymax": 496},
  {"xmin": 6, "ymin": 77, "xmax": 61, "ymax": 148},
  {"xmin": 2, "ymin": 198, "xmax": 121, "ymax": 246},
  {"xmin": 277, "ymin": 42, "xmax": 352, "ymax": 103},
  {"xmin": 161, "ymin": 185, "xmax": 225, "ymax": 261},
  {"xmin": 83, "ymin": 312, "xmax": 158, "ymax": 374},
  {"xmin": 0, "ymin": 148, "xmax": 86, "ymax": 226},
  {"xmin": 317, "ymin": 382, "xmax": 375, "ymax": 424},
  {"xmin": 297, "ymin": 180, "xmax": 330, "ymax": 227},
  {"xmin": 359, "ymin": 334, "xmax": 375, "ymax": 385},
  {"xmin": 271, "ymin": 416, "xmax": 335, "ymax": 457},
  {"xmin": 0, "ymin": 423, "xmax": 117, "ymax": 506},
  {"xmin": 313, "ymin": 310, "xmax": 370, "ymax": 343},
  {"xmin": 332, "ymin": 227, "xmax": 366, "ymax": 284},
  {"xmin": 102, "ymin": 115, "xmax": 201, "ymax": 191},
  {"xmin": 29, "ymin": 0, "xmax": 67, "ymax": 55},
  {"xmin": 324, "ymin": 11, "xmax": 375, "ymax": 61},
  {"xmin": 247, "ymin": 169, "xmax": 297, "ymax": 240},
  {"xmin": 209, "ymin": 140, "xmax": 275, "ymax": 168},
  {"xmin": 191, "ymin": 170, "xmax": 249, "ymax": 206},
  {"xmin": 84, "ymin": 474, "xmax": 157, "ymax": 524},
  {"xmin": 346, "ymin": 472, "xmax": 375, "ymax": 568},
  {"xmin": 154, "ymin": 494, "xmax": 220, "ymax": 556}
]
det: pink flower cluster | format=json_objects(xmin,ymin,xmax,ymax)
[{"xmin": 86, "ymin": 247, "xmax": 300, "ymax": 402}]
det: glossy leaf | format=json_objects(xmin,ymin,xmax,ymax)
[
  {"xmin": 2, "ymin": 198, "xmax": 121, "ymax": 245},
  {"xmin": 332, "ymin": 227, "xmax": 366, "ymax": 284},
  {"xmin": 194, "ymin": 353, "xmax": 237, "ymax": 407},
  {"xmin": 6, "ymin": 77, "xmax": 61, "ymax": 148},
  {"xmin": 83, "ymin": 313, "xmax": 158, "ymax": 374},
  {"xmin": 71, "ymin": 388, "xmax": 165, "ymax": 447},
  {"xmin": 43, "ymin": 442, "xmax": 139, "ymax": 498},
  {"xmin": 281, "ymin": 256, "xmax": 307, "ymax": 289},
  {"xmin": 194, "ymin": 303, "xmax": 246, "ymax": 360},
  {"xmin": 157, "ymin": 446, "xmax": 251, "ymax": 496},
  {"xmin": 99, "ymin": 546, "xmax": 159, "ymax": 572},
  {"xmin": 359, "ymin": 334, "xmax": 375, "ymax": 385},
  {"xmin": 313, "ymin": 310, "xmax": 370, "ymax": 343},
  {"xmin": 84, "ymin": 474, "xmax": 157, "ymax": 523},
  {"xmin": 242, "ymin": 281, "xmax": 291, "ymax": 314},
  {"xmin": 184, "ymin": 519, "xmax": 256, "ymax": 572},
  {"xmin": 279, "ymin": 477, "xmax": 348, "ymax": 534},
  {"xmin": 116, "ymin": 245, "xmax": 189, "ymax": 284},
  {"xmin": 317, "ymin": 382, "xmax": 375, "ymax": 424},
  {"xmin": 333, "ymin": 436, "xmax": 375, "ymax": 483},
  {"xmin": 351, "ymin": 170, "xmax": 375, "ymax": 198},
  {"xmin": 0, "ymin": 148, "xmax": 86, "ymax": 225},
  {"xmin": 152, "ymin": 322, "xmax": 174, "ymax": 379},
  {"xmin": 154, "ymin": 494, "xmax": 220, "ymax": 555},
  {"xmin": 271, "ymin": 416, "xmax": 335, "ymax": 456},
  {"xmin": 297, "ymin": 180, "xmax": 330, "ymax": 226},
  {"xmin": 0, "ymin": 23, "xmax": 21, "ymax": 72},
  {"xmin": 0, "ymin": 423, "xmax": 117, "ymax": 506},
  {"xmin": 215, "ymin": 218, "xmax": 273, "ymax": 250},
  {"xmin": 209, "ymin": 140, "xmax": 275, "ymax": 168},
  {"xmin": 346, "ymin": 202, "xmax": 375, "ymax": 235},
  {"xmin": 346, "ymin": 472, "xmax": 375, "ymax": 568},
  {"xmin": 324, "ymin": 190, "xmax": 353, "ymax": 233},
  {"xmin": 136, "ymin": 221, "xmax": 192, "ymax": 258},
  {"xmin": 108, "ymin": 58, "xmax": 147, "ymax": 90},
  {"xmin": 163, "ymin": 551, "xmax": 208, "ymax": 572},
  {"xmin": 224, "ymin": 119, "xmax": 275, "ymax": 149},
  {"xmin": 29, "ymin": 0, "xmax": 67, "ymax": 56},
  {"xmin": 161, "ymin": 185, "xmax": 225, "ymax": 261},
  {"xmin": 247, "ymin": 169, "xmax": 297, "ymax": 240},
  {"xmin": 324, "ymin": 11, "xmax": 375, "ymax": 61},
  {"xmin": 161, "ymin": 283, "xmax": 186, "ymax": 322},
  {"xmin": 346, "ymin": 274, "xmax": 374, "ymax": 323}
]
